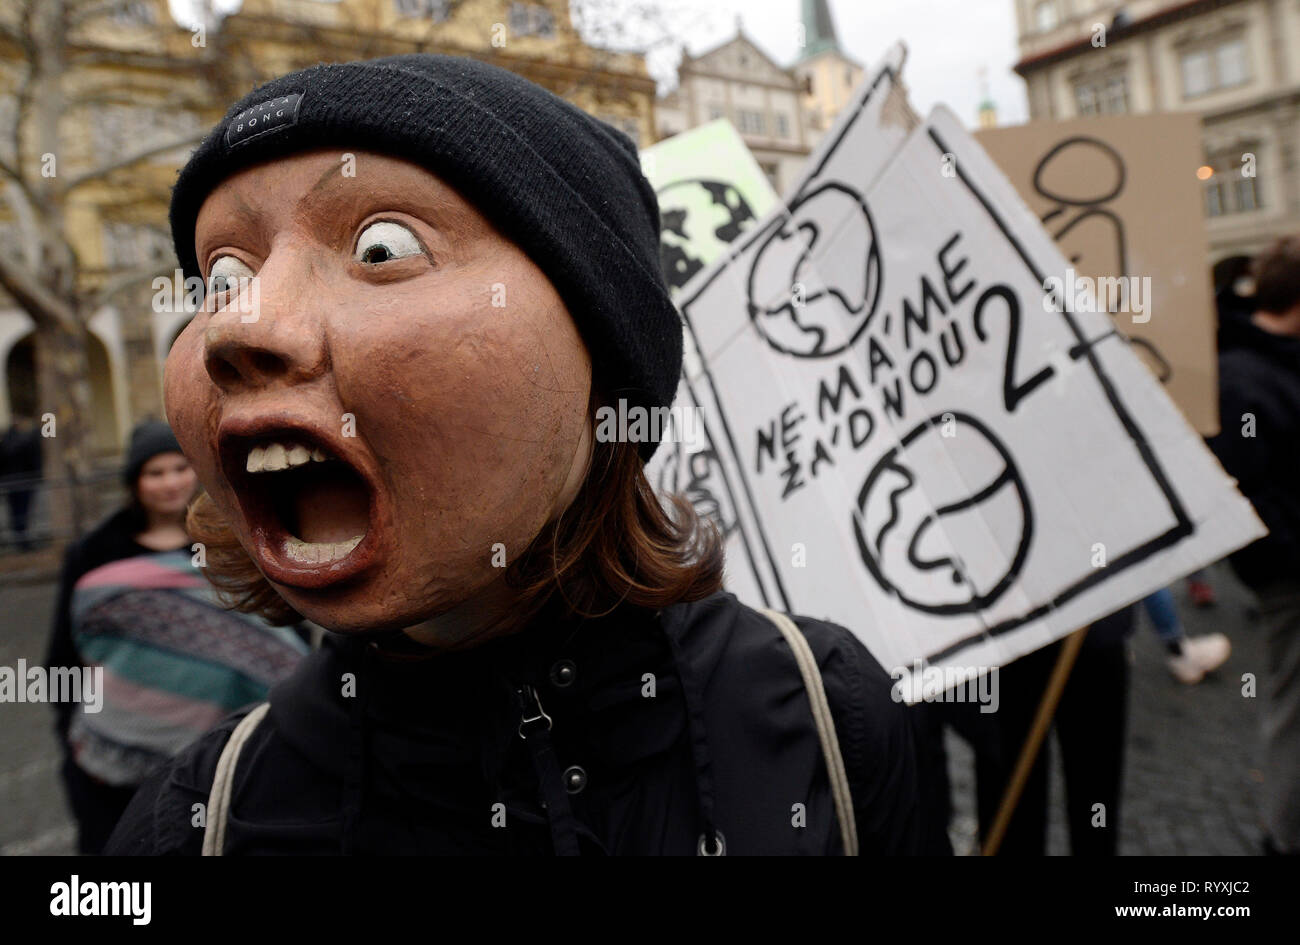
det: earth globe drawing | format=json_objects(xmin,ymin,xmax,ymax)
[
  {"xmin": 852, "ymin": 412, "xmax": 1032, "ymax": 616},
  {"xmin": 745, "ymin": 182, "xmax": 881, "ymax": 358},
  {"xmin": 656, "ymin": 179, "xmax": 758, "ymax": 291}
]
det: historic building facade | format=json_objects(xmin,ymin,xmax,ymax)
[
  {"xmin": 653, "ymin": 27, "xmax": 812, "ymax": 196},
  {"xmin": 790, "ymin": 0, "xmax": 864, "ymax": 145},
  {"xmin": 1014, "ymin": 0, "xmax": 1300, "ymax": 265},
  {"xmin": 654, "ymin": 0, "xmax": 861, "ymax": 196}
]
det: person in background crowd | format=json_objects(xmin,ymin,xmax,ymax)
[
  {"xmin": 1140, "ymin": 586, "xmax": 1230, "ymax": 685},
  {"xmin": 1206, "ymin": 236, "xmax": 1300, "ymax": 856},
  {"xmin": 987, "ymin": 606, "xmax": 1137, "ymax": 856},
  {"xmin": 0, "ymin": 412, "xmax": 43, "ymax": 551},
  {"xmin": 45, "ymin": 420, "xmax": 308, "ymax": 854},
  {"xmin": 1179, "ymin": 257, "xmax": 1262, "ymax": 612}
]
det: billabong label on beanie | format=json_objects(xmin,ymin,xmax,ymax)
[{"xmin": 225, "ymin": 93, "xmax": 303, "ymax": 149}]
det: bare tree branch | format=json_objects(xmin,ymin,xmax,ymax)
[
  {"xmin": 93, "ymin": 257, "xmax": 176, "ymax": 305},
  {"xmin": 0, "ymin": 252, "xmax": 79, "ymax": 332},
  {"xmin": 66, "ymin": 47, "xmax": 219, "ymax": 72},
  {"xmin": 60, "ymin": 131, "xmax": 206, "ymax": 193},
  {"xmin": 0, "ymin": 158, "xmax": 40, "ymax": 212}
]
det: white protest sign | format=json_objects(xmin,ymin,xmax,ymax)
[
  {"xmin": 640, "ymin": 121, "xmax": 780, "ymax": 604},
  {"xmin": 675, "ymin": 43, "xmax": 1265, "ymax": 695}
]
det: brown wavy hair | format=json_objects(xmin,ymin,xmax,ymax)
[{"xmin": 187, "ymin": 397, "xmax": 726, "ymax": 630}]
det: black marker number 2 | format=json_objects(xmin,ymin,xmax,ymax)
[{"xmin": 973, "ymin": 284, "xmax": 1054, "ymax": 413}]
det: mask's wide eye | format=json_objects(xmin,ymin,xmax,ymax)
[
  {"xmin": 208, "ymin": 255, "xmax": 255, "ymax": 298},
  {"xmin": 355, "ymin": 221, "xmax": 424, "ymax": 264}
]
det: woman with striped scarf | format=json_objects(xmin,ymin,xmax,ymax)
[{"xmin": 46, "ymin": 420, "xmax": 308, "ymax": 854}]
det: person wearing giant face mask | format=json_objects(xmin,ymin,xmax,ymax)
[{"xmin": 105, "ymin": 56, "xmax": 932, "ymax": 857}]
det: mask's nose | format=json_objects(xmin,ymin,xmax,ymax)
[{"xmin": 202, "ymin": 260, "xmax": 327, "ymax": 393}]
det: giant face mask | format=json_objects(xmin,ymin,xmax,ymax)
[{"xmin": 165, "ymin": 150, "xmax": 593, "ymax": 633}]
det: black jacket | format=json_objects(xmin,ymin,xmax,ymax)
[
  {"xmin": 0, "ymin": 423, "xmax": 41, "ymax": 483},
  {"xmin": 105, "ymin": 590, "xmax": 928, "ymax": 855},
  {"xmin": 1206, "ymin": 311, "xmax": 1300, "ymax": 591}
]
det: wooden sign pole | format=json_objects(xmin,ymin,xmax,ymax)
[{"xmin": 982, "ymin": 626, "xmax": 1089, "ymax": 856}]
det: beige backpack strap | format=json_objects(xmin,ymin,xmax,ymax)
[
  {"xmin": 201, "ymin": 702, "xmax": 270, "ymax": 857},
  {"xmin": 760, "ymin": 608, "xmax": 859, "ymax": 856}
]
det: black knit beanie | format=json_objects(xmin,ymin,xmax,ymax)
[
  {"xmin": 169, "ymin": 54, "xmax": 682, "ymax": 461},
  {"xmin": 124, "ymin": 420, "xmax": 183, "ymax": 486}
]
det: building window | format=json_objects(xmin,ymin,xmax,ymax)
[
  {"xmin": 707, "ymin": 104, "xmax": 726, "ymax": 122},
  {"xmin": 1202, "ymin": 155, "xmax": 1261, "ymax": 217},
  {"xmin": 774, "ymin": 113, "xmax": 790, "ymax": 138},
  {"xmin": 760, "ymin": 161, "xmax": 779, "ymax": 189},
  {"xmin": 1182, "ymin": 49, "xmax": 1213, "ymax": 96},
  {"xmin": 508, "ymin": 2, "xmax": 556, "ymax": 38},
  {"xmin": 1181, "ymin": 37, "xmax": 1250, "ymax": 97},
  {"xmin": 1218, "ymin": 39, "xmax": 1249, "ymax": 86},
  {"xmin": 1034, "ymin": 0, "xmax": 1058, "ymax": 32},
  {"xmin": 110, "ymin": 1, "xmax": 155, "ymax": 26},
  {"xmin": 1074, "ymin": 74, "xmax": 1128, "ymax": 116},
  {"xmin": 395, "ymin": 0, "xmax": 451, "ymax": 19},
  {"xmin": 738, "ymin": 109, "xmax": 766, "ymax": 135},
  {"xmin": 101, "ymin": 223, "xmax": 171, "ymax": 269}
]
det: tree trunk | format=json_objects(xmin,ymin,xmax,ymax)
[{"xmin": 35, "ymin": 314, "xmax": 97, "ymax": 539}]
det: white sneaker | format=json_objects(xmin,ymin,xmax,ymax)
[
  {"xmin": 1167, "ymin": 651, "xmax": 1205, "ymax": 685},
  {"xmin": 1166, "ymin": 633, "xmax": 1231, "ymax": 685},
  {"xmin": 1185, "ymin": 633, "xmax": 1231, "ymax": 672}
]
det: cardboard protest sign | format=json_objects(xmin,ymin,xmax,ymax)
[
  {"xmin": 642, "ymin": 119, "xmax": 778, "ymax": 293},
  {"xmin": 675, "ymin": 44, "xmax": 1264, "ymax": 694},
  {"xmin": 640, "ymin": 121, "xmax": 780, "ymax": 604},
  {"xmin": 977, "ymin": 114, "xmax": 1220, "ymax": 435}
]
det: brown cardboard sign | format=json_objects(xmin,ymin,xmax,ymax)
[{"xmin": 977, "ymin": 114, "xmax": 1219, "ymax": 434}]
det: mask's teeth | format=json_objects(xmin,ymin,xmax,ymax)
[
  {"xmin": 247, "ymin": 440, "xmax": 332, "ymax": 474},
  {"xmin": 263, "ymin": 442, "xmax": 289, "ymax": 472},
  {"xmin": 283, "ymin": 534, "xmax": 363, "ymax": 565}
]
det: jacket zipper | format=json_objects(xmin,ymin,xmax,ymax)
[{"xmin": 516, "ymin": 684, "xmax": 552, "ymax": 739}]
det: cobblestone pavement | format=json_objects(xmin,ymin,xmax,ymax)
[
  {"xmin": 946, "ymin": 562, "xmax": 1268, "ymax": 856},
  {"xmin": 0, "ymin": 562, "xmax": 1271, "ymax": 856},
  {"xmin": 0, "ymin": 578, "xmax": 77, "ymax": 855}
]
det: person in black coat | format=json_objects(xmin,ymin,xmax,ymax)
[
  {"xmin": 106, "ymin": 56, "xmax": 931, "ymax": 856},
  {"xmin": 0, "ymin": 413, "xmax": 42, "ymax": 551},
  {"xmin": 1206, "ymin": 237, "xmax": 1300, "ymax": 854}
]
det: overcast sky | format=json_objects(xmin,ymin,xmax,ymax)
[
  {"xmin": 171, "ymin": 0, "xmax": 1030, "ymax": 128},
  {"xmin": 666, "ymin": 0, "xmax": 1029, "ymax": 128}
]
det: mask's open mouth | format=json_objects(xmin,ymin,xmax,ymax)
[{"xmin": 219, "ymin": 430, "xmax": 380, "ymax": 589}]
